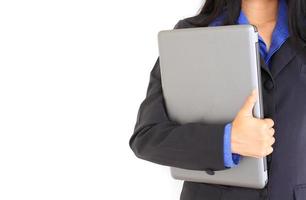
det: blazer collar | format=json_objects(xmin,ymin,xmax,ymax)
[{"xmin": 261, "ymin": 37, "xmax": 306, "ymax": 79}]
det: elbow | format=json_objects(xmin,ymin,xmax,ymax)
[
  {"xmin": 129, "ymin": 125, "xmax": 154, "ymax": 160},
  {"xmin": 128, "ymin": 130, "xmax": 145, "ymax": 159},
  {"xmin": 129, "ymin": 134, "xmax": 139, "ymax": 156}
]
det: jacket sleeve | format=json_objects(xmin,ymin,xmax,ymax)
[{"xmin": 129, "ymin": 20, "xmax": 230, "ymax": 171}]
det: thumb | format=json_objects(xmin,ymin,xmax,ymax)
[{"xmin": 239, "ymin": 89, "xmax": 258, "ymax": 117}]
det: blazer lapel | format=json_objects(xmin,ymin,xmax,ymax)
[
  {"xmin": 260, "ymin": 56, "xmax": 272, "ymax": 78},
  {"xmin": 270, "ymin": 37, "xmax": 306, "ymax": 79}
]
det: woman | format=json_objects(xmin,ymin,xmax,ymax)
[{"xmin": 129, "ymin": 0, "xmax": 306, "ymax": 199}]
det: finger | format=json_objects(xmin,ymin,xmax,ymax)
[
  {"xmin": 267, "ymin": 128, "xmax": 275, "ymax": 136},
  {"xmin": 268, "ymin": 136, "xmax": 276, "ymax": 146},
  {"xmin": 264, "ymin": 118, "xmax": 274, "ymax": 128},
  {"xmin": 266, "ymin": 146, "xmax": 274, "ymax": 155},
  {"xmin": 258, "ymin": 119, "xmax": 274, "ymax": 132},
  {"xmin": 240, "ymin": 89, "xmax": 258, "ymax": 117}
]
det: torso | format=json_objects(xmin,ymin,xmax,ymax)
[{"xmin": 177, "ymin": 16, "xmax": 306, "ymax": 200}]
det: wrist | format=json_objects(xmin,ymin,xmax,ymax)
[{"xmin": 230, "ymin": 123, "xmax": 239, "ymax": 154}]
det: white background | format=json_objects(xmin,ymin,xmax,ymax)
[{"xmin": 0, "ymin": 0, "xmax": 203, "ymax": 199}]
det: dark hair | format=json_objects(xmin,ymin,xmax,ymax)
[{"xmin": 187, "ymin": 0, "xmax": 306, "ymax": 44}]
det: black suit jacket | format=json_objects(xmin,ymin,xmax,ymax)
[{"xmin": 129, "ymin": 15, "xmax": 306, "ymax": 200}]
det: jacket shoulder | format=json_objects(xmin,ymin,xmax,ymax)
[{"xmin": 173, "ymin": 14, "xmax": 207, "ymax": 29}]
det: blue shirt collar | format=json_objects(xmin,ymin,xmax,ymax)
[
  {"xmin": 237, "ymin": 0, "xmax": 289, "ymax": 65},
  {"xmin": 208, "ymin": 0, "xmax": 290, "ymax": 66}
]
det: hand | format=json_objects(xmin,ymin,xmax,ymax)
[{"xmin": 231, "ymin": 89, "xmax": 275, "ymax": 158}]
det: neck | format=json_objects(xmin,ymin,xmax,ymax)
[{"xmin": 241, "ymin": 0, "xmax": 279, "ymax": 26}]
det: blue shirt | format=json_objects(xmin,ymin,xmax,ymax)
[{"xmin": 209, "ymin": 0, "xmax": 289, "ymax": 167}]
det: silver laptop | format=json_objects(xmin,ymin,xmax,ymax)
[{"xmin": 157, "ymin": 24, "xmax": 267, "ymax": 189}]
